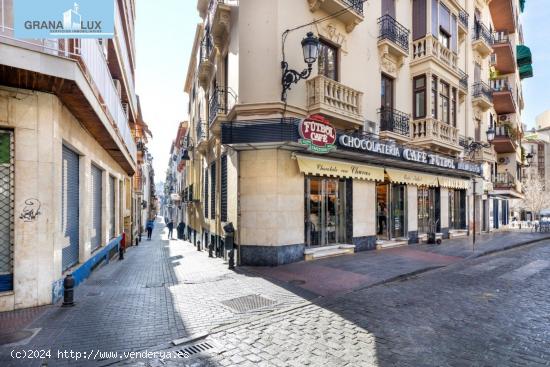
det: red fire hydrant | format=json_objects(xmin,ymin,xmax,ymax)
[{"xmin": 119, "ymin": 232, "xmax": 126, "ymax": 260}]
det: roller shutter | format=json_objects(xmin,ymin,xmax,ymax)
[
  {"xmin": 109, "ymin": 176, "xmax": 115, "ymax": 239},
  {"xmin": 62, "ymin": 145, "xmax": 80, "ymax": 271}
]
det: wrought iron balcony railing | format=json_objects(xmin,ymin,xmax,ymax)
[
  {"xmin": 458, "ymin": 69, "xmax": 468, "ymax": 90},
  {"xmin": 378, "ymin": 14, "xmax": 410, "ymax": 52},
  {"xmin": 196, "ymin": 120, "xmax": 207, "ymax": 141},
  {"xmin": 458, "ymin": 8, "xmax": 469, "ymax": 29},
  {"xmin": 493, "ymin": 172, "xmax": 516, "ymax": 188},
  {"xmin": 342, "ymin": 0, "xmax": 364, "ymax": 15},
  {"xmin": 473, "ymin": 21, "xmax": 494, "ymax": 45},
  {"xmin": 200, "ymin": 34, "xmax": 213, "ymax": 63},
  {"xmin": 209, "ymin": 87, "xmax": 237, "ymax": 126},
  {"xmin": 473, "ymin": 81, "xmax": 493, "ymax": 102},
  {"xmin": 378, "ymin": 107, "xmax": 410, "ymax": 137}
]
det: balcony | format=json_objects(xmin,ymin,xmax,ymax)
[
  {"xmin": 489, "ymin": 0, "xmax": 516, "ymax": 33},
  {"xmin": 307, "ymin": 75, "xmax": 364, "ymax": 127},
  {"xmin": 493, "ymin": 172, "xmax": 518, "ymax": 190},
  {"xmin": 308, "ymin": 0, "xmax": 364, "ymax": 33},
  {"xmin": 458, "ymin": 7, "xmax": 469, "ymax": 38},
  {"xmin": 411, "ymin": 35, "xmax": 458, "ymax": 75},
  {"xmin": 410, "ymin": 118, "xmax": 462, "ymax": 153},
  {"xmin": 198, "ymin": 34, "xmax": 215, "ymax": 89},
  {"xmin": 492, "ymin": 125, "xmax": 519, "ymax": 153},
  {"xmin": 209, "ymin": 87, "xmax": 237, "ymax": 133},
  {"xmin": 377, "ymin": 15, "xmax": 410, "ymax": 65},
  {"xmin": 458, "ymin": 69, "xmax": 468, "ymax": 95},
  {"xmin": 208, "ymin": 0, "xmax": 236, "ymax": 49},
  {"xmin": 472, "ymin": 21, "xmax": 494, "ymax": 58},
  {"xmin": 0, "ymin": 30, "xmax": 136, "ymax": 173},
  {"xmin": 196, "ymin": 120, "xmax": 209, "ymax": 154},
  {"xmin": 492, "ymin": 32, "xmax": 516, "ymax": 74},
  {"xmin": 378, "ymin": 107, "xmax": 410, "ymax": 142},
  {"xmin": 472, "ymin": 146, "xmax": 497, "ymax": 163},
  {"xmin": 491, "ymin": 78, "xmax": 517, "ymax": 114},
  {"xmin": 472, "ymin": 82, "xmax": 493, "ymax": 111}
]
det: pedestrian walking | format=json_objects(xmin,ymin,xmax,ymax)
[
  {"xmin": 167, "ymin": 220, "xmax": 174, "ymax": 239},
  {"xmin": 146, "ymin": 218, "xmax": 155, "ymax": 240}
]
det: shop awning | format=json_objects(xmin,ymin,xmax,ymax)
[
  {"xmin": 385, "ymin": 168, "xmax": 439, "ymax": 187},
  {"xmin": 295, "ymin": 154, "xmax": 384, "ymax": 182},
  {"xmin": 438, "ymin": 176, "xmax": 470, "ymax": 189}
]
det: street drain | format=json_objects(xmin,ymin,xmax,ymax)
[
  {"xmin": 174, "ymin": 341, "xmax": 216, "ymax": 358},
  {"xmin": 289, "ymin": 279, "xmax": 306, "ymax": 286},
  {"xmin": 86, "ymin": 291, "xmax": 103, "ymax": 297},
  {"xmin": 145, "ymin": 282, "xmax": 164, "ymax": 288},
  {"xmin": 221, "ymin": 294, "xmax": 277, "ymax": 313}
]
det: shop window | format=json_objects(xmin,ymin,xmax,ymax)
[
  {"xmin": 318, "ymin": 40, "xmax": 338, "ymax": 81},
  {"xmin": 449, "ymin": 189, "xmax": 466, "ymax": 230},
  {"xmin": 417, "ymin": 186, "xmax": 438, "ymax": 234},
  {"xmin": 414, "ymin": 75, "xmax": 426, "ymax": 119},
  {"xmin": 0, "ymin": 130, "xmax": 14, "ymax": 291}
]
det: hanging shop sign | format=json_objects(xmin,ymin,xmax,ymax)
[
  {"xmin": 298, "ymin": 115, "xmax": 336, "ymax": 154},
  {"xmin": 337, "ymin": 133, "xmax": 482, "ymax": 175}
]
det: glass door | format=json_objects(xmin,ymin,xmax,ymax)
[
  {"xmin": 306, "ymin": 177, "xmax": 347, "ymax": 247},
  {"xmin": 376, "ymin": 183, "xmax": 389, "ymax": 239},
  {"xmin": 391, "ymin": 184, "xmax": 406, "ymax": 238}
]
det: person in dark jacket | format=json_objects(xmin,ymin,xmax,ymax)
[
  {"xmin": 146, "ymin": 218, "xmax": 155, "ymax": 240},
  {"xmin": 167, "ymin": 220, "xmax": 174, "ymax": 239}
]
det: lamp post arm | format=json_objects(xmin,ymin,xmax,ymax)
[{"xmin": 281, "ymin": 61, "xmax": 313, "ymax": 102}]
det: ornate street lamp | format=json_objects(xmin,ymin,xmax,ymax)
[
  {"xmin": 525, "ymin": 152, "xmax": 534, "ymax": 167},
  {"xmin": 281, "ymin": 32, "xmax": 320, "ymax": 102},
  {"xmin": 463, "ymin": 125, "xmax": 495, "ymax": 157}
]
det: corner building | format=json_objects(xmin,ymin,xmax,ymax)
[
  {"xmin": 182, "ymin": 0, "xmax": 531, "ymax": 266},
  {"xmin": 0, "ymin": 0, "xmax": 143, "ymax": 310}
]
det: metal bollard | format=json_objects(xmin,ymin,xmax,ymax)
[
  {"xmin": 197, "ymin": 240, "xmax": 201, "ymax": 251},
  {"xmin": 119, "ymin": 243, "xmax": 124, "ymax": 260},
  {"xmin": 62, "ymin": 274, "xmax": 75, "ymax": 307},
  {"xmin": 209, "ymin": 241, "xmax": 213, "ymax": 257},
  {"xmin": 135, "ymin": 237, "xmax": 139, "ymax": 247}
]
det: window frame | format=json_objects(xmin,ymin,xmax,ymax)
[
  {"xmin": 317, "ymin": 38, "xmax": 339, "ymax": 81},
  {"xmin": 413, "ymin": 75, "xmax": 427, "ymax": 119}
]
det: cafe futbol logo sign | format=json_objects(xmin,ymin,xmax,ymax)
[
  {"xmin": 14, "ymin": 0, "xmax": 114, "ymax": 39},
  {"xmin": 298, "ymin": 115, "xmax": 336, "ymax": 154}
]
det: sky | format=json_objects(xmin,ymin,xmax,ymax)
[{"xmin": 136, "ymin": 0, "xmax": 549, "ymax": 184}]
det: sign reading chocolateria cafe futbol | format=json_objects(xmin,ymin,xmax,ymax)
[{"xmin": 295, "ymin": 117, "xmax": 482, "ymax": 175}]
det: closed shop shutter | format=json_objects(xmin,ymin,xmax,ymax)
[
  {"xmin": 0, "ymin": 130, "xmax": 14, "ymax": 291},
  {"xmin": 90, "ymin": 165, "xmax": 102, "ymax": 252},
  {"xmin": 221, "ymin": 155, "xmax": 227, "ymax": 222},
  {"xmin": 109, "ymin": 176, "xmax": 115, "ymax": 239},
  {"xmin": 210, "ymin": 162, "xmax": 216, "ymax": 220},
  {"xmin": 204, "ymin": 168, "xmax": 209, "ymax": 218},
  {"xmin": 62, "ymin": 145, "xmax": 80, "ymax": 271}
]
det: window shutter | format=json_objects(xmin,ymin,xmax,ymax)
[
  {"xmin": 210, "ymin": 163, "xmax": 216, "ymax": 220},
  {"xmin": 412, "ymin": 0, "xmax": 427, "ymax": 40},
  {"xmin": 221, "ymin": 155, "xmax": 228, "ymax": 222},
  {"xmin": 431, "ymin": 0, "xmax": 438, "ymax": 37},
  {"xmin": 382, "ymin": 0, "xmax": 395, "ymax": 17},
  {"xmin": 204, "ymin": 167, "xmax": 208, "ymax": 218},
  {"xmin": 451, "ymin": 14, "xmax": 458, "ymax": 53}
]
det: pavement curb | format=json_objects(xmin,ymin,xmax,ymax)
[{"xmin": 465, "ymin": 235, "xmax": 550, "ymax": 260}]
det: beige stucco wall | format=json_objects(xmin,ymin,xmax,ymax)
[
  {"xmin": 239, "ymin": 149, "xmax": 303, "ymax": 247},
  {"xmin": 352, "ymin": 180, "xmax": 376, "ymax": 237},
  {"xmin": 0, "ymin": 87, "xmax": 128, "ymax": 311}
]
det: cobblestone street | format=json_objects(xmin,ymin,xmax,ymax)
[{"xmin": 2, "ymin": 220, "xmax": 550, "ymax": 366}]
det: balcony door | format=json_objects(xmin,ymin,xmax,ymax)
[
  {"xmin": 318, "ymin": 40, "xmax": 338, "ymax": 81},
  {"xmin": 382, "ymin": 0, "xmax": 395, "ymax": 17},
  {"xmin": 381, "ymin": 74, "xmax": 394, "ymax": 110}
]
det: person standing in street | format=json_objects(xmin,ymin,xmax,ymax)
[
  {"xmin": 167, "ymin": 219, "xmax": 174, "ymax": 239},
  {"xmin": 146, "ymin": 218, "xmax": 155, "ymax": 240}
]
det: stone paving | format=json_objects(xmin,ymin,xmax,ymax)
[
  {"xmin": 0, "ymin": 218, "xmax": 314, "ymax": 366},
  {"xmin": 149, "ymin": 240, "xmax": 550, "ymax": 367}
]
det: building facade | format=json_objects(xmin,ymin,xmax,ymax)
[
  {"xmin": 0, "ymin": 0, "xmax": 146, "ymax": 310},
  {"xmin": 177, "ymin": 0, "xmax": 532, "ymax": 266}
]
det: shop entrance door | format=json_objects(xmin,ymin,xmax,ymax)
[
  {"xmin": 305, "ymin": 177, "xmax": 347, "ymax": 247},
  {"xmin": 377, "ymin": 182, "xmax": 407, "ymax": 239}
]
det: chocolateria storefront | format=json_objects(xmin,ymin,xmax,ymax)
[{"xmin": 221, "ymin": 116, "xmax": 482, "ymax": 266}]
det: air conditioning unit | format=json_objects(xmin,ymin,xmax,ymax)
[
  {"xmin": 499, "ymin": 114, "xmax": 512, "ymax": 123},
  {"xmin": 364, "ymin": 120, "xmax": 379, "ymax": 136},
  {"xmin": 490, "ymin": 53, "xmax": 497, "ymax": 66}
]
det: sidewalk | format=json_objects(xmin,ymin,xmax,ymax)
[
  {"xmin": 0, "ymin": 218, "xmax": 313, "ymax": 366},
  {"xmin": 245, "ymin": 231, "xmax": 550, "ymax": 297}
]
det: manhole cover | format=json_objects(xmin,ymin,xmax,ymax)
[
  {"xmin": 0, "ymin": 331, "xmax": 33, "ymax": 346},
  {"xmin": 289, "ymin": 279, "xmax": 306, "ymax": 286},
  {"xmin": 220, "ymin": 294, "xmax": 277, "ymax": 313},
  {"xmin": 145, "ymin": 282, "xmax": 164, "ymax": 288}
]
